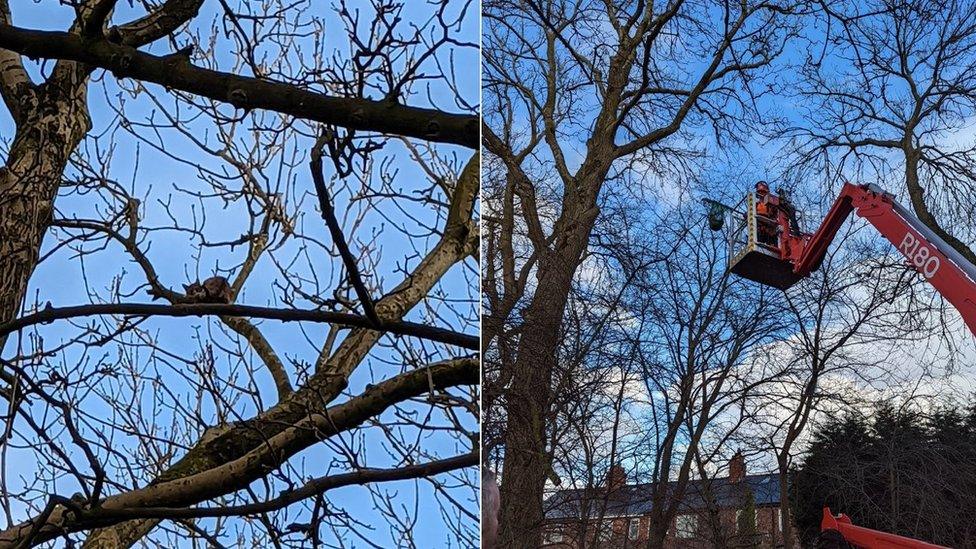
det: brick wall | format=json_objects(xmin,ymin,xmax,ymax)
[{"xmin": 542, "ymin": 506, "xmax": 800, "ymax": 548}]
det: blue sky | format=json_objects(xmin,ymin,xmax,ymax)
[{"xmin": 1, "ymin": 1, "xmax": 478, "ymax": 547}]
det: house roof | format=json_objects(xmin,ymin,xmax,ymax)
[{"xmin": 544, "ymin": 473, "xmax": 781, "ymax": 520}]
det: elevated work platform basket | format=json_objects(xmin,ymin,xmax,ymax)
[{"xmin": 726, "ymin": 193, "xmax": 803, "ymax": 290}]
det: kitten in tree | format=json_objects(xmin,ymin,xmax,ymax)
[{"xmin": 182, "ymin": 276, "xmax": 232, "ymax": 304}]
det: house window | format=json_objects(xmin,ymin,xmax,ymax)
[
  {"xmin": 629, "ymin": 518, "xmax": 640, "ymax": 540},
  {"xmin": 736, "ymin": 508, "xmax": 759, "ymax": 532},
  {"xmin": 675, "ymin": 514, "xmax": 697, "ymax": 539},
  {"xmin": 544, "ymin": 528, "xmax": 564, "ymax": 544},
  {"xmin": 597, "ymin": 519, "xmax": 613, "ymax": 541}
]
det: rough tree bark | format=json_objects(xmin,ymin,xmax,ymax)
[{"xmin": 0, "ymin": 69, "xmax": 91, "ymax": 348}]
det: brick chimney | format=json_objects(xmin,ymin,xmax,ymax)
[
  {"xmin": 729, "ymin": 451, "xmax": 746, "ymax": 484},
  {"xmin": 606, "ymin": 464, "xmax": 627, "ymax": 492}
]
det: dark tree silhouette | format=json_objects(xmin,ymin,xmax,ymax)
[{"xmin": 791, "ymin": 402, "xmax": 976, "ymax": 548}]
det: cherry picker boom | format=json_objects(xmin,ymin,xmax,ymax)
[
  {"xmin": 706, "ymin": 182, "xmax": 976, "ymax": 337},
  {"xmin": 818, "ymin": 507, "xmax": 950, "ymax": 549},
  {"xmin": 704, "ymin": 183, "xmax": 972, "ymax": 548}
]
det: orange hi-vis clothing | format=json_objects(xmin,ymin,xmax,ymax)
[{"xmin": 756, "ymin": 199, "xmax": 772, "ymax": 217}]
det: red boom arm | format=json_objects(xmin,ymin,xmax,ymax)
[
  {"xmin": 821, "ymin": 507, "xmax": 950, "ymax": 549},
  {"xmin": 790, "ymin": 183, "xmax": 976, "ymax": 336}
]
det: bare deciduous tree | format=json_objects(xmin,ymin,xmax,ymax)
[
  {"xmin": 482, "ymin": 1, "xmax": 801, "ymax": 545},
  {"xmin": 786, "ymin": 0, "xmax": 976, "ymax": 264},
  {"xmin": 748, "ymin": 215, "xmax": 936, "ymax": 548},
  {"xmin": 0, "ymin": 1, "xmax": 478, "ymax": 547},
  {"xmin": 625, "ymin": 214, "xmax": 788, "ymax": 548}
]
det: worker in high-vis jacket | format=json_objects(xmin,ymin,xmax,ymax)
[
  {"xmin": 755, "ymin": 180, "xmax": 772, "ymax": 216},
  {"xmin": 754, "ymin": 181, "xmax": 778, "ymax": 246}
]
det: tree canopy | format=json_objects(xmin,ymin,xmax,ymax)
[
  {"xmin": 791, "ymin": 402, "xmax": 976, "ymax": 547},
  {"xmin": 0, "ymin": 1, "xmax": 479, "ymax": 547}
]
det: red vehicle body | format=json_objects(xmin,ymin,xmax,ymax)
[
  {"xmin": 719, "ymin": 182, "xmax": 976, "ymax": 336},
  {"xmin": 819, "ymin": 507, "xmax": 950, "ymax": 549}
]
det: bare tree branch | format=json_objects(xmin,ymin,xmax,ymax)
[
  {"xmin": 0, "ymin": 24, "xmax": 478, "ymax": 148},
  {"xmin": 0, "ymin": 303, "xmax": 477, "ymax": 350}
]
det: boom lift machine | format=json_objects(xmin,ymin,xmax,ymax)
[
  {"xmin": 705, "ymin": 182, "xmax": 976, "ymax": 336},
  {"xmin": 706, "ymin": 182, "xmax": 976, "ymax": 548}
]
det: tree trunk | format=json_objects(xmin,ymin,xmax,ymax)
[
  {"xmin": 903, "ymin": 145, "xmax": 976, "ymax": 265},
  {"xmin": 645, "ymin": 520, "xmax": 668, "ymax": 549},
  {"xmin": 497, "ymin": 257, "xmax": 575, "ymax": 548},
  {"xmin": 0, "ymin": 70, "xmax": 90, "ymax": 347},
  {"xmin": 497, "ymin": 203, "xmax": 598, "ymax": 548},
  {"xmin": 778, "ymin": 454, "xmax": 793, "ymax": 549}
]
